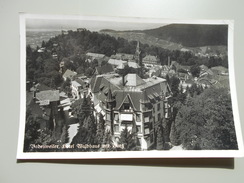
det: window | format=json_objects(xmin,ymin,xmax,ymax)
[
  {"xmin": 144, "ymin": 128, "xmax": 150, "ymax": 135},
  {"xmin": 114, "ymin": 124, "xmax": 119, "ymax": 132},
  {"xmin": 157, "ymin": 103, "xmax": 160, "ymax": 111},
  {"xmin": 157, "ymin": 113, "xmax": 161, "ymax": 121},
  {"xmin": 137, "ymin": 125, "xmax": 141, "ymax": 133},
  {"xmin": 124, "ymin": 103, "xmax": 130, "ymax": 110},
  {"xmin": 121, "ymin": 113, "xmax": 133, "ymax": 121},
  {"xmin": 114, "ymin": 113, "xmax": 119, "ymax": 121},
  {"xmin": 136, "ymin": 113, "xmax": 141, "ymax": 122},
  {"xmin": 144, "ymin": 116, "xmax": 150, "ymax": 123},
  {"xmin": 106, "ymin": 113, "xmax": 111, "ymax": 121}
]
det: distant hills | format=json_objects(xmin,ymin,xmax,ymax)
[
  {"xmin": 100, "ymin": 24, "xmax": 228, "ymax": 51},
  {"xmin": 143, "ymin": 24, "xmax": 228, "ymax": 47}
]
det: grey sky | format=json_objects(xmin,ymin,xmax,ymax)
[{"xmin": 26, "ymin": 18, "xmax": 166, "ymax": 32}]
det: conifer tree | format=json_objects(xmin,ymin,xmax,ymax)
[
  {"xmin": 119, "ymin": 126, "xmax": 138, "ymax": 151},
  {"xmin": 96, "ymin": 113, "xmax": 105, "ymax": 145}
]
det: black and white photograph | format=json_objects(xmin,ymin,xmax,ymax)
[{"xmin": 17, "ymin": 14, "xmax": 244, "ymax": 159}]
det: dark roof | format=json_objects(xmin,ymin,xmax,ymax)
[
  {"xmin": 91, "ymin": 76, "xmax": 103, "ymax": 93},
  {"xmin": 74, "ymin": 78, "xmax": 85, "ymax": 86},
  {"xmin": 96, "ymin": 64, "xmax": 114, "ymax": 75},
  {"xmin": 36, "ymin": 83, "xmax": 52, "ymax": 91},
  {"xmin": 92, "ymin": 74, "xmax": 170, "ymax": 112},
  {"xmin": 114, "ymin": 91, "xmax": 142, "ymax": 111},
  {"xmin": 91, "ymin": 74, "xmax": 121, "ymax": 93}
]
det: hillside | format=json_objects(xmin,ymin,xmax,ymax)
[
  {"xmin": 100, "ymin": 24, "xmax": 228, "ymax": 55},
  {"xmin": 143, "ymin": 24, "xmax": 228, "ymax": 47}
]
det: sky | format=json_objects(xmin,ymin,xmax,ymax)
[{"xmin": 26, "ymin": 18, "xmax": 167, "ymax": 32}]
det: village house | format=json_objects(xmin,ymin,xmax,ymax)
[
  {"xmin": 86, "ymin": 52, "xmax": 105, "ymax": 61},
  {"xmin": 110, "ymin": 41, "xmax": 141, "ymax": 64},
  {"xmin": 63, "ymin": 69, "xmax": 77, "ymax": 81},
  {"xmin": 111, "ymin": 53, "xmax": 135, "ymax": 61},
  {"xmin": 71, "ymin": 78, "xmax": 88, "ymax": 99},
  {"xmin": 89, "ymin": 73, "xmax": 172, "ymax": 150},
  {"xmin": 108, "ymin": 59, "xmax": 140, "ymax": 70},
  {"xmin": 142, "ymin": 55, "xmax": 159, "ymax": 65},
  {"xmin": 27, "ymin": 89, "xmax": 61, "ymax": 131},
  {"xmin": 94, "ymin": 63, "xmax": 114, "ymax": 75}
]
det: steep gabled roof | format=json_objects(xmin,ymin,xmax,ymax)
[
  {"xmin": 114, "ymin": 91, "xmax": 142, "ymax": 111},
  {"xmin": 91, "ymin": 74, "xmax": 171, "ymax": 112},
  {"xmin": 140, "ymin": 90, "xmax": 150, "ymax": 104}
]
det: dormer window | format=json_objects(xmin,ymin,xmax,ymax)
[{"xmin": 124, "ymin": 103, "xmax": 130, "ymax": 110}]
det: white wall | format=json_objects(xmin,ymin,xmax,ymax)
[{"xmin": 1, "ymin": 0, "xmax": 244, "ymax": 183}]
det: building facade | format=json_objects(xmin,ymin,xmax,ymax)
[{"xmin": 89, "ymin": 73, "xmax": 172, "ymax": 150}]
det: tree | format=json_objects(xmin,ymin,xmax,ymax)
[
  {"xmin": 60, "ymin": 125, "xmax": 69, "ymax": 144},
  {"xmin": 168, "ymin": 75, "xmax": 180, "ymax": 100},
  {"xmin": 96, "ymin": 113, "xmax": 105, "ymax": 145},
  {"xmin": 71, "ymin": 115, "xmax": 97, "ymax": 151},
  {"xmin": 24, "ymin": 114, "xmax": 40, "ymax": 152},
  {"xmin": 82, "ymin": 115, "xmax": 97, "ymax": 143},
  {"xmin": 102, "ymin": 131, "xmax": 114, "ymax": 151},
  {"xmin": 187, "ymin": 83, "xmax": 203, "ymax": 97},
  {"xmin": 85, "ymin": 67, "xmax": 94, "ymax": 77},
  {"xmin": 156, "ymin": 124, "xmax": 164, "ymax": 150},
  {"xmin": 173, "ymin": 87, "xmax": 238, "ymax": 150},
  {"xmin": 190, "ymin": 65, "xmax": 200, "ymax": 78},
  {"xmin": 24, "ymin": 112, "xmax": 54, "ymax": 152},
  {"xmin": 119, "ymin": 126, "xmax": 138, "ymax": 151},
  {"xmin": 169, "ymin": 120, "xmax": 181, "ymax": 146},
  {"xmin": 61, "ymin": 77, "xmax": 72, "ymax": 97}
]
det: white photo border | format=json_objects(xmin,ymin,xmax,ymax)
[{"xmin": 17, "ymin": 13, "xmax": 244, "ymax": 159}]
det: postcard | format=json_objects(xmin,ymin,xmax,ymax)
[{"xmin": 17, "ymin": 14, "xmax": 244, "ymax": 159}]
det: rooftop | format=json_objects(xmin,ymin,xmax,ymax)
[
  {"xmin": 86, "ymin": 52, "xmax": 105, "ymax": 58},
  {"xmin": 108, "ymin": 59, "xmax": 140, "ymax": 69},
  {"xmin": 124, "ymin": 74, "xmax": 146, "ymax": 86},
  {"xmin": 143, "ymin": 55, "xmax": 158, "ymax": 61},
  {"xmin": 91, "ymin": 73, "xmax": 170, "ymax": 111},
  {"xmin": 36, "ymin": 90, "xmax": 60, "ymax": 103},
  {"xmin": 63, "ymin": 69, "xmax": 77, "ymax": 79},
  {"xmin": 96, "ymin": 63, "xmax": 114, "ymax": 75}
]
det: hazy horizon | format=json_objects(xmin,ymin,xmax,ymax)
[{"xmin": 26, "ymin": 18, "xmax": 167, "ymax": 32}]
